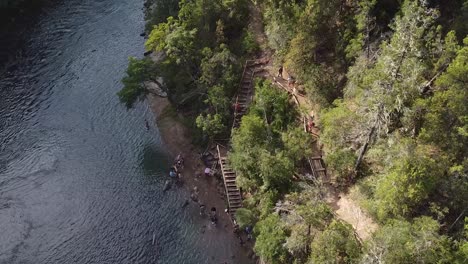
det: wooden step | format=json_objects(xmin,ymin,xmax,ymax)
[
  {"xmin": 229, "ymin": 203, "xmax": 242, "ymax": 208},
  {"xmin": 226, "ymin": 183, "xmax": 237, "ymax": 188},
  {"xmin": 230, "ymin": 199, "xmax": 242, "ymax": 205}
]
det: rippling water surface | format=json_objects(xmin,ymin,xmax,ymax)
[{"xmin": 0, "ymin": 1, "xmax": 238, "ymax": 263}]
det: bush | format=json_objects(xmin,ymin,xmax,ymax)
[
  {"xmin": 241, "ymin": 29, "xmax": 260, "ymax": 55},
  {"xmin": 235, "ymin": 208, "xmax": 256, "ymax": 228},
  {"xmin": 325, "ymin": 148, "xmax": 357, "ymax": 187}
]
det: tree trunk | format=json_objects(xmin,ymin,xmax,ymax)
[{"xmin": 354, "ymin": 126, "xmax": 376, "ymax": 172}]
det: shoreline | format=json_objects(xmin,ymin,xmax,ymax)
[{"xmin": 147, "ymin": 94, "xmax": 255, "ymax": 263}]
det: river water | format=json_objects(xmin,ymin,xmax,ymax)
[{"xmin": 0, "ymin": 1, "xmax": 238, "ymax": 263}]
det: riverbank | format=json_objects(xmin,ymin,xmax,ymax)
[{"xmin": 147, "ymin": 94, "xmax": 255, "ymax": 263}]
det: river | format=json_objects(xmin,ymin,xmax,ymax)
[{"xmin": 0, "ymin": 0, "xmax": 240, "ymax": 263}]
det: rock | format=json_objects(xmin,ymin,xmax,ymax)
[{"xmin": 143, "ymin": 50, "xmax": 153, "ymax": 56}]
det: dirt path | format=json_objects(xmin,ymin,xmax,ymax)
[{"xmin": 248, "ymin": 3, "xmax": 378, "ymax": 241}]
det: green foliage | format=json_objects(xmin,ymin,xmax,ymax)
[
  {"xmin": 325, "ymin": 149, "xmax": 357, "ymax": 187},
  {"xmin": 345, "ymin": 0, "xmax": 377, "ymax": 60},
  {"xmin": 251, "ymin": 79, "xmax": 296, "ymax": 132},
  {"xmin": 418, "ymin": 37, "xmax": 468, "ymax": 159},
  {"xmin": 281, "ymin": 126, "xmax": 312, "ymax": 165},
  {"xmin": 144, "ymin": 0, "xmax": 180, "ymax": 31},
  {"xmin": 372, "ymin": 142, "xmax": 445, "ymax": 220},
  {"xmin": 241, "ymin": 29, "xmax": 260, "ymax": 55},
  {"xmin": 136, "ymin": 1, "xmax": 468, "ymax": 262},
  {"xmin": 453, "ymin": 218, "xmax": 468, "ymax": 263},
  {"xmin": 139, "ymin": 0, "xmax": 250, "ymax": 143},
  {"xmin": 281, "ymin": 189, "xmax": 334, "ymax": 262},
  {"xmin": 230, "ymin": 80, "xmax": 298, "ymax": 193},
  {"xmin": 230, "ymin": 114, "xmax": 269, "ymax": 190},
  {"xmin": 261, "ymin": 0, "xmax": 299, "ymax": 55},
  {"xmin": 310, "ymin": 220, "xmax": 361, "ymax": 264},
  {"xmin": 254, "ymin": 213, "xmax": 289, "ymax": 264},
  {"xmin": 195, "ymin": 113, "xmax": 226, "ymax": 139},
  {"xmin": 144, "ymin": 0, "xmax": 249, "ymax": 109},
  {"xmin": 117, "ymin": 57, "xmax": 157, "ymax": 108},
  {"xmin": 363, "ymin": 217, "xmax": 452, "ymax": 263},
  {"xmin": 258, "ymin": 150, "xmax": 294, "ymax": 192},
  {"xmin": 320, "ymin": 99, "xmax": 362, "ymax": 152},
  {"xmin": 235, "ymin": 208, "xmax": 256, "ymax": 229},
  {"xmin": 346, "ymin": 0, "xmax": 439, "ymax": 138}
]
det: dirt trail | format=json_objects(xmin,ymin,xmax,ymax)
[{"xmin": 248, "ymin": 4, "xmax": 378, "ymax": 241}]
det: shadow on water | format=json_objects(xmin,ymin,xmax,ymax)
[{"xmin": 141, "ymin": 143, "xmax": 171, "ymax": 178}]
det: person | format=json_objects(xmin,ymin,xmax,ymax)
[
  {"xmin": 145, "ymin": 119, "xmax": 150, "ymax": 130},
  {"xmin": 199, "ymin": 204, "xmax": 206, "ymax": 216},
  {"xmin": 169, "ymin": 167, "xmax": 177, "ymax": 178},
  {"xmin": 288, "ymin": 75, "xmax": 295, "ymax": 88},
  {"xmin": 278, "ymin": 66, "xmax": 283, "ymax": 78},
  {"xmin": 307, "ymin": 118, "xmax": 315, "ymax": 133},
  {"xmin": 233, "ymin": 101, "xmax": 241, "ymax": 113},
  {"xmin": 245, "ymin": 225, "xmax": 253, "ymax": 241},
  {"xmin": 233, "ymin": 224, "xmax": 245, "ymax": 245},
  {"xmin": 176, "ymin": 155, "xmax": 184, "ymax": 170},
  {"xmin": 176, "ymin": 172, "xmax": 183, "ymax": 185},
  {"xmin": 190, "ymin": 190, "xmax": 199, "ymax": 203},
  {"xmin": 204, "ymin": 167, "xmax": 212, "ymax": 177},
  {"xmin": 210, "ymin": 207, "xmax": 217, "ymax": 225}
]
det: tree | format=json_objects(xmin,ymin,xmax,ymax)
[
  {"xmin": 195, "ymin": 113, "xmax": 226, "ymax": 139},
  {"xmin": 281, "ymin": 126, "xmax": 313, "ymax": 165},
  {"xmin": 345, "ymin": 0, "xmax": 377, "ymax": 60},
  {"xmin": 453, "ymin": 218, "xmax": 468, "ymax": 263},
  {"xmin": 325, "ymin": 149, "xmax": 357, "ymax": 187},
  {"xmin": 258, "ymin": 150, "xmax": 294, "ymax": 192},
  {"xmin": 230, "ymin": 115, "xmax": 269, "ymax": 191},
  {"xmin": 254, "ymin": 213, "xmax": 289, "ymax": 264},
  {"xmin": 144, "ymin": 0, "xmax": 180, "ymax": 31},
  {"xmin": 280, "ymin": 189, "xmax": 334, "ymax": 262},
  {"xmin": 251, "ymin": 79, "xmax": 296, "ymax": 132},
  {"xmin": 362, "ymin": 217, "xmax": 452, "ymax": 263},
  {"xmin": 346, "ymin": 0, "xmax": 439, "ymax": 171},
  {"xmin": 372, "ymin": 141, "xmax": 446, "ymax": 220},
  {"xmin": 320, "ymin": 99, "xmax": 362, "ymax": 153},
  {"xmin": 235, "ymin": 208, "xmax": 256, "ymax": 229},
  {"xmin": 418, "ymin": 37, "xmax": 468, "ymax": 159},
  {"xmin": 309, "ymin": 220, "xmax": 361, "ymax": 264},
  {"xmin": 117, "ymin": 57, "xmax": 162, "ymax": 108}
]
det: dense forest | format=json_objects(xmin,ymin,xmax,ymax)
[{"xmin": 119, "ymin": 0, "xmax": 467, "ymax": 263}]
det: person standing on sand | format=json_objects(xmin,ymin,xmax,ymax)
[
  {"xmin": 204, "ymin": 167, "xmax": 212, "ymax": 177},
  {"xmin": 199, "ymin": 204, "xmax": 206, "ymax": 216},
  {"xmin": 278, "ymin": 66, "xmax": 283, "ymax": 78},
  {"xmin": 210, "ymin": 207, "xmax": 217, "ymax": 225}
]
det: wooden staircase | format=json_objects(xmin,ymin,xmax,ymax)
[
  {"xmin": 308, "ymin": 156, "xmax": 327, "ymax": 180},
  {"xmin": 212, "ymin": 58, "xmax": 269, "ymax": 217},
  {"xmin": 217, "ymin": 145, "xmax": 242, "ymax": 215},
  {"xmin": 232, "ymin": 58, "xmax": 269, "ymax": 129}
]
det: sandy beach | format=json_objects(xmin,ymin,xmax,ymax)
[{"xmin": 147, "ymin": 94, "xmax": 255, "ymax": 264}]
